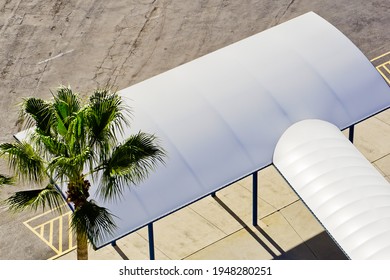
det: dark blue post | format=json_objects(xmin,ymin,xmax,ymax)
[
  {"xmin": 349, "ymin": 125, "xmax": 354, "ymax": 143},
  {"xmin": 148, "ymin": 223, "xmax": 155, "ymax": 260},
  {"xmin": 211, "ymin": 192, "xmax": 216, "ymax": 197},
  {"xmin": 253, "ymin": 172, "xmax": 258, "ymax": 226}
]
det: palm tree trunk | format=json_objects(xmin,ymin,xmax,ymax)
[{"xmin": 77, "ymin": 232, "xmax": 88, "ymax": 260}]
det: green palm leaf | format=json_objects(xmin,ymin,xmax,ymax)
[
  {"xmin": 5, "ymin": 183, "xmax": 64, "ymax": 212},
  {"xmin": 99, "ymin": 132, "xmax": 165, "ymax": 200},
  {"xmin": 50, "ymin": 86, "xmax": 81, "ymax": 138},
  {"xmin": 86, "ymin": 89, "xmax": 131, "ymax": 151},
  {"xmin": 66, "ymin": 111, "xmax": 87, "ymax": 156},
  {"xmin": 70, "ymin": 200, "xmax": 116, "ymax": 246},
  {"xmin": 20, "ymin": 97, "xmax": 54, "ymax": 136},
  {"xmin": 0, "ymin": 141, "xmax": 45, "ymax": 184},
  {"xmin": 53, "ymin": 86, "xmax": 80, "ymax": 115},
  {"xmin": 30, "ymin": 131, "xmax": 68, "ymax": 158},
  {"xmin": 48, "ymin": 147, "xmax": 92, "ymax": 181}
]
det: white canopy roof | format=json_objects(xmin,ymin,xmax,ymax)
[
  {"xmin": 273, "ymin": 119, "xmax": 390, "ymax": 260},
  {"xmin": 91, "ymin": 12, "xmax": 390, "ymax": 248},
  {"xmin": 17, "ymin": 12, "xmax": 390, "ymax": 249}
]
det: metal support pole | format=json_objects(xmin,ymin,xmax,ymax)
[
  {"xmin": 349, "ymin": 125, "xmax": 354, "ymax": 143},
  {"xmin": 252, "ymin": 172, "xmax": 258, "ymax": 226},
  {"xmin": 148, "ymin": 223, "xmax": 155, "ymax": 260},
  {"xmin": 211, "ymin": 192, "xmax": 216, "ymax": 197}
]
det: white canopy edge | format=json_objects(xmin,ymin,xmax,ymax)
[{"xmin": 273, "ymin": 119, "xmax": 390, "ymax": 260}]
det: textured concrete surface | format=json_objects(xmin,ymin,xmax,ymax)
[{"xmin": 0, "ymin": 0, "xmax": 389, "ymax": 259}]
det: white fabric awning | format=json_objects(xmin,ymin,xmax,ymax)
[{"xmin": 273, "ymin": 119, "xmax": 390, "ymax": 260}]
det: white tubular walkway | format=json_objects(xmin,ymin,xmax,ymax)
[{"xmin": 273, "ymin": 119, "xmax": 390, "ymax": 260}]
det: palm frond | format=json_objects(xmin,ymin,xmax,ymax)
[
  {"xmin": 20, "ymin": 97, "xmax": 54, "ymax": 136},
  {"xmin": 66, "ymin": 111, "xmax": 87, "ymax": 156},
  {"xmin": 53, "ymin": 86, "xmax": 80, "ymax": 123},
  {"xmin": 98, "ymin": 132, "xmax": 165, "ymax": 200},
  {"xmin": 52, "ymin": 86, "xmax": 81, "ymax": 137},
  {"xmin": 70, "ymin": 200, "xmax": 116, "ymax": 245},
  {"xmin": 54, "ymin": 86, "xmax": 81, "ymax": 114},
  {"xmin": 30, "ymin": 131, "xmax": 68, "ymax": 159},
  {"xmin": 0, "ymin": 141, "xmax": 46, "ymax": 184},
  {"xmin": 86, "ymin": 89, "xmax": 131, "ymax": 149},
  {"xmin": 0, "ymin": 174, "xmax": 14, "ymax": 186},
  {"xmin": 48, "ymin": 147, "xmax": 92, "ymax": 181},
  {"xmin": 5, "ymin": 183, "xmax": 64, "ymax": 213}
]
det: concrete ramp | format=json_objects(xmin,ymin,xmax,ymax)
[{"xmin": 273, "ymin": 119, "xmax": 390, "ymax": 260}]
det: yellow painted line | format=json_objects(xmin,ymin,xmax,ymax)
[
  {"xmin": 24, "ymin": 220, "xmax": 59, "ymax": 254},
  {"xmin": 378, "ymin": 68, "xmax": 390, "ymax": 84},
  {"xmin": 49, "ymin": 221, "xmax": 53, "ymax": 245},
  {"xmin": 68, "ymin": 213, "xmax": 73, "ymax": 250},
  {"xmin": 23, "ymin": 204, "xmax": 65, "ymax": 224},
  {"xmin": 59, "ymin": 215, "xmax": 63, "ymax": 253},
  {"xmin": 48, "ymin": 247, "xmax": 76, "ymax": 260},
  {"xmin": 23, "ymin": 205, "xmax": 76, "ymax": 259},
  {"xmin": 384, "ymin": 63, "xmax": 390, "ymax": 74},
  {"xmin": 370, "ymin": 51, "xmax": 390, "ymax": 85},
  {"xmin": 371, "ymin": 51, "xmax": 390, "ymax": 62},
  {"xmin": 376, "ymin": 61, "xmax": 390, "ymax": 68}
]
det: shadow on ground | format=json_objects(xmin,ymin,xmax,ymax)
[
  {"xmin": 273, "ymin": 231, "xmax": 347, "ymax": 260},
  {"xmin": 214, "ymin": 196, "xmax": 347, "ymax": 260}
]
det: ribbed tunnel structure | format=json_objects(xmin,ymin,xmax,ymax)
[{"xmin": 273, "ymin": 119, "xmax": 390, "ymax": 260}]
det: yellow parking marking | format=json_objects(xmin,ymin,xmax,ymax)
[
  {"xmin": 377, "ymin": 63, "xmax": 390, "ymax": 84},
  {"xmin": 68, "ymin": 214, "xmax": 73, "ymax": 249},
  {"xmin": 59, "ymin": 215, "xmax": 63, "ymax": 253},
  {"xmin": 49, "ymin": 222, "xmax": 53, "ymax": 244},
  {"xmin": 371, "ymin": 51, "xmax": 390, "ymax": 62},
  {"xmin": 371, "ymin": 51, "xmax": 390, "ymax": 84},
  {"xmin": 23, "ymin": 205, "xmax": 76, "ymax": 260}
]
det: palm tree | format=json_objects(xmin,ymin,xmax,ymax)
[{"xmin": 0, "ymin": 85, "xmax": 165, "ymax": 260}]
